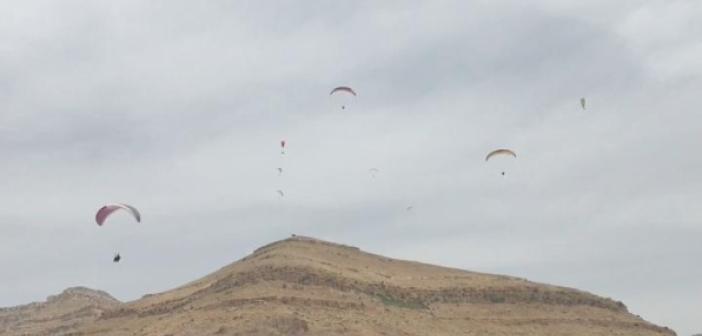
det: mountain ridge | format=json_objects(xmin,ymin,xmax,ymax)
[{"xmin": 0, "ymin": 235, "xmax": 676, "ymax": 335}]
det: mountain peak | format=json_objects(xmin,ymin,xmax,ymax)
[
  {"xmin": 47, "ymin": 286, "xmax": 119, "ymax": 304},
  {"xmin": 253, "ymin": 234, "xmax": 361, "ymax": 254}
]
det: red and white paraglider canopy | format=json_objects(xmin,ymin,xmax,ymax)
[{"xmin": 95, "ymin": 203, "xmax": 141, "ymax": 226}]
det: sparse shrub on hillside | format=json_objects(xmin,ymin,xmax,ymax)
[{"xmin": 374, "ymin": 293, "xmax": 427, "ymax": 310}]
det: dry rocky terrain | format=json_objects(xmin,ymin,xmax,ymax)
[{"xmin": 0, "ymin": 235, "xmax": 676, "ymax": 335}]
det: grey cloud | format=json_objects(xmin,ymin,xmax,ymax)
[{"xmin": 0, "ymin": 1, "xmax": 700, "ymax": 335}]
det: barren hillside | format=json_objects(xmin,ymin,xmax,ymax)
[{"xmin": 0, "ymin": 235, "xmax": 676, "ymax": 335}]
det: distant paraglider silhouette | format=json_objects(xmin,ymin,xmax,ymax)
[
  {"xmin": 486, "ymin": 149, "xmax": 517, "ymax": 176},
  {"xmin": 330, "ymin": 86, "xmax": 357, "ymax": 110},
  {"xmin": 369, "ymin": 168, "xmax": 379, "ymax": 178},
  {"xmin": 113, "ymin": 253, "xmax": 121, "ymax": 263}
]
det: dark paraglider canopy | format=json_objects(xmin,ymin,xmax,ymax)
[
  {"xmin": 330, "ymin": 86, "xmax": 357, "ymax": 96},
  {"xmin": 330, "ymin": 86, "xmax": 357, "ymax": 109},
  {"xmin": 113, "ymin": 253, "xmax": 121, "ymax": 263}
]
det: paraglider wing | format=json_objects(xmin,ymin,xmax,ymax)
[
  {"xmin": 580, "ymin": 97, "xmax": 586, "ymax": 110},
  {"xmin": 330, "ymin": 86, "xmax": 357, "ymax": 96},
  {"xmin": 280, "ymin": 140, "xmax": 286, "ymax": 148},
  {"xmin": 485, "ymin": 149, "xmax": 517, "ymax": 162},
  {"xmin": 96, "ymin": 204, "xmax": 141, "ymax": 226},
  {"xmin": 277, "ymin": 190, "xmax": 285, "ymax": 197}
]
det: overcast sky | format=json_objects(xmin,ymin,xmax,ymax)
[{"xmin": 1, "ymin": 1, "xmax": 700, "ymax": 334}]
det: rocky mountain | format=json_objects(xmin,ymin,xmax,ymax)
[
  {"xmin": 0, "ymin": 287, "xmax": 119, "ymax": 335},
  {"xmin": 0, "ymin": 235, "xmax": 676, "ymax": 335}
]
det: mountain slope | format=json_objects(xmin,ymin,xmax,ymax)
[{"xmin": 1, "ymin": 235, "xmax": 676, "ymax": 335}]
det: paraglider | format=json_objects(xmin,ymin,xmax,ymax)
[
  {"xmin": 277, "ymin": 167, "xmax": 283, "ymax": 176},
  {"xmin": 485, "ymin": 149, "xmax": 517, "ymax": 176},
  {"xmin": 406, "ymin": 206, "xmax": 414, "ymax": 211},
  {"xmin": 369, "ymin": 168, "xmax": 379, "ymax": 178},
  {"xmin": 96, "ymin": 204, "xmax": 139, "ymax": 264},
  {"xmin": 280, "ymin": 140, "xmax": 286, "ymax": 155},
  {"xmin": 330, "ymin": 86, "xmax": 357, "ymax": 110},
  {"xmin": 277, "ymin": 190, "xmax": 285, "ymax": 197},
  {"xmin": 95, "ymin": 203, "xmax": 141, "ymax": 226},
  {"xmin": 580, "ymin": 97, "xmax": 586, "ymax": 110}
]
